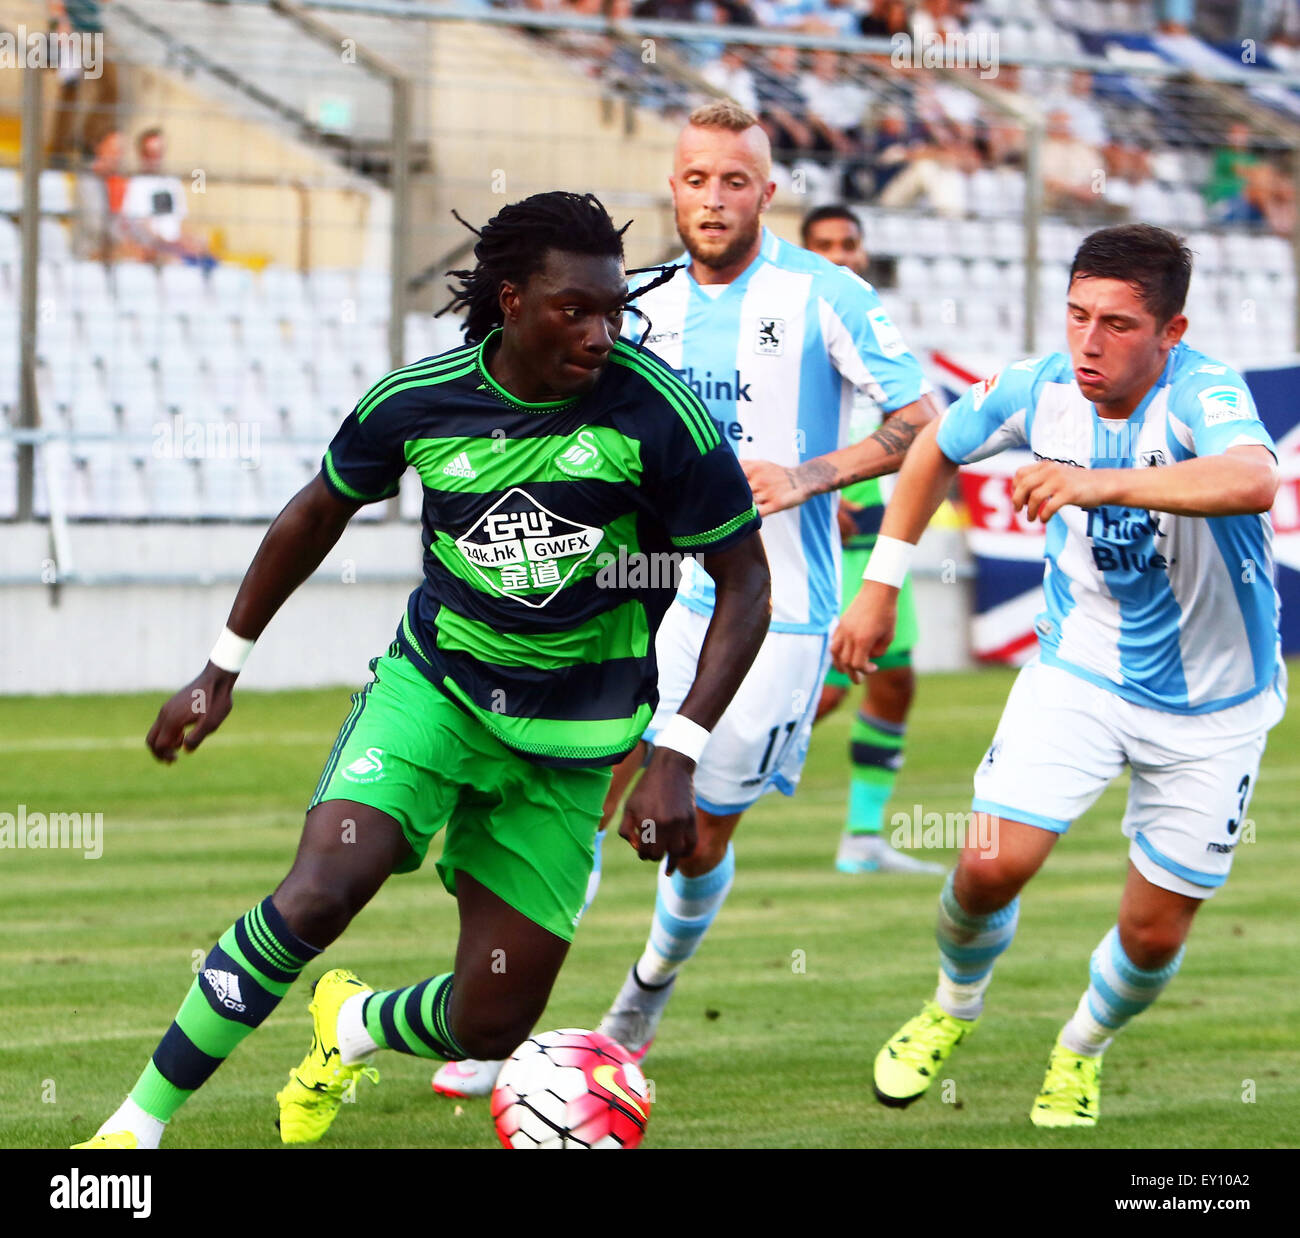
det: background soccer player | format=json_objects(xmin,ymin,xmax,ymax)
[
  {"xmin": 73, "ymin": 191, "xmax": 771, "ymax": 1149},
  {"xmin": 834, "ymin": 224, "xmax": 1285, "ymax": 1127},
  {"xmin": 590, "ymin": 101, "xmax": 943, "ymax": 1061},
  {"xmin": 801, "ymin": 203, "xmax": 943, "ymax": 876}
]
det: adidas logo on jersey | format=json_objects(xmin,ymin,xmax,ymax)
[
  {"xmin": 203, "ymin": 968, "xmax": 247, "ymax": 1013},
  {"xmin": 443, "ymin": 452, "xmax": 477, "ymax": 479}
]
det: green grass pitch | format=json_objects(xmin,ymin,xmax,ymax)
[{"xmin": 3, "ymin": 663, "xmax": 1297, "ymax": 1149}]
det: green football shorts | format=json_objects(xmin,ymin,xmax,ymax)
[
  {"xmin": 310, "ymin": 649, "xmax": 612, "ymax": 942},
  {"xmin": 825, "ymin": 544, "xmax": 919, "ymax": 689}
]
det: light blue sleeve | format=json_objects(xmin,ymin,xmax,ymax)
[
  {"xmin": 935, "ymin": 356, "xmax": 1049, "ymax": 464},
  {"xmin": 820, "ymin": 270, "xmax": 929, "ymax": 414},
  {"xmin": 1169, "ymin": 368, "xmax": 1277, "ymax": 460}
]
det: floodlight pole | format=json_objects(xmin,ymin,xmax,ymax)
[{"xmin": 17, "ymin": 56, "xmax": 42, "ymax": 522}]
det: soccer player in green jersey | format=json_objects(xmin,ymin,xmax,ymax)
[
  {"xmin": 73, "ymin": 191, "xmax": 770, "ymax": 1149},
  {"xmin": 802, "ymin": 205, "xmax": 943, "ymax": 876}
]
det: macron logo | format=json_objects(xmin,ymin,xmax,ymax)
[
  {"xmin": 204, "ymin": 968, "xmax": 247, "ymax": 1013},
  {"xmin": 442, "ymin": 451, "xmax": 477, "ymax": 479}
]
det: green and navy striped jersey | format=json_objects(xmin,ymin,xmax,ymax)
[{"xmin": 321, "ymin": 328, "xmax": 761, "ymax": 767}]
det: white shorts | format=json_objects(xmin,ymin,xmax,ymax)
[
  {"xmin": 646, "ymin": 601, "xmax": 830, "ymax": 815},
  {"xmin": 973, "ymin": 659, "xmax": 1283, "ymax": 899}
]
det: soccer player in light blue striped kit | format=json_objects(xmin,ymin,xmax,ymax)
[{"xmin": 833, "ymin": 224, "xmax": 1286, "ymax": 1126}]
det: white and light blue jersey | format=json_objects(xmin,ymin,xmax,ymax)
[
  {"xmin": 937, "ymin": 343, "xmax": 1283, "ymax": 715},
  {"xmin": 625, "ymin": 227, "xmax": 930, "ymax": 633}
]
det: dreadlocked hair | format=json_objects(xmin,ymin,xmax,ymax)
[{"xmin": 437, "ymin": 191, "xmax": 632, "ymax": 345}]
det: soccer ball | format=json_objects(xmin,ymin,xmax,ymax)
[{"xmin": 491, "ymin": 1028, "xmax": 652, "ymax": 1149}]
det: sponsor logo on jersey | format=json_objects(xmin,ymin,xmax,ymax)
[
  {"xmin": 1085, "ymin": 508, "xmax": 1170, "ymax": 574},
  {"xmin": 1032, "ymin": 450, "xmax": 1083, "ymax": 468},
  {"xmin": 455, "ymin": 488, "xmax": 602, "ymax": 607},
  {"xmin": 1140, "ymin": 449, "xmax": 1168, "ymax": 468},
  {"xmin": 1198, "ymin": 385, "xmax": 1250, "ymax": 425},
  {"xmin": 866, "ymin": 306, "xmax": 907, "ymax": 359},
  {"xmin": 676, "ymin": 366, "xmax": 752, "ymax": 403},
  {"xmin": 442, "ymin": 451, "xmax": 477, "ymax": 479},
  {"xmin": 555, "ymin": 430, "xmax": 602, "ymax": 477},
  {"xmin": 755, "ymin": 317, "xmax": 785, "ymax": 355},
  {"xmin": 342, "ymin": 747, "xmax": 385, "ymax": 783},
  {"xmin": 971, "ymin": 371, "xmax": 1000, "ymax": 411},
  {"xmin": 203, "ymin": 967, "xmax": 247, "ymax": 1012}
]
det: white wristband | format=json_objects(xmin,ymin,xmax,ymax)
[
  {"xmin": 862, "ymin": 535, "xmax": 914, "ymax": 589},
  {"xmin": 209, "ymin": 626, "xmax": 256, "ymax": 674},
  {"xmin": 654, "ymin": 713, "xmax": 711, "ymax": 764}
]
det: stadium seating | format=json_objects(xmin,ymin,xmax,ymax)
[{"xmin": 2, "ymin": 0, "xmax": 1297, "ymax": 523}]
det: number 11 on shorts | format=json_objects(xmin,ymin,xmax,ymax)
[{"xmin": 757, "ymin": 721, "xmax": 798, "ymax": 776}]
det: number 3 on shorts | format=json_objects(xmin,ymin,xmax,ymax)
[{"xmin": 1226, "ymin": 774, "xmax": 1251, "ymax": 836}]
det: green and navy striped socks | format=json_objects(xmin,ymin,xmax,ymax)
[
  {"xmin": 846, "ymin": 711, "xmax": 907, "ymax": 836},
  {"xmin": 130, "ymin": 896, "xmax": 319, "ymax": 1123},
  {"xmin": 361, "ymin": 974, "xmax": 463, "ymax": 1060}
]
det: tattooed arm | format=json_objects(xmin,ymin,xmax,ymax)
[{"xmin": 741, "ymin": 392, "xmax": 942, "ymax": 517}]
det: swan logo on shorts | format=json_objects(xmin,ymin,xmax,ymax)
[
  {"xmin": 343, "ymin": 747, "xmax": 385, "ymax": 783},
  {"xmin": 456, "ymin": 488, "xmax": 602, "ymax": 608}
]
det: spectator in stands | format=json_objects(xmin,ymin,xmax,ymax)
[
  {"xmin": 858, "ymin": 101, "xmax": 919, "ymax": 196},
  {"xmin": 72, "ymin": 123, "xmax": 126, "ymax": 262},
  {"xmin": 871, "ymin": 102, "xmax": 968, "ymax": 216},
  {"xmin": 46, "ymin": 0, "xmax": 119, "ymax": 170},
  {"xmin": 1157, "ymin": 0, "xmax": 1194, "ymax": 35},
  {"xmin": 858, "ymin": 0, "xmax": 910, "ymax": 37},
  {"xmin": 794, "ymin": 0, "xmax": 862, "ymax": 37},
  {"xmin": 910, "ymin": 0, "xmax": 966, "ymax": 42},
  {"xmin": 631, "ymin": 0, "xmax": 707, "ymax": 17},
  {"xmin": 755, "ymin": 44, "xmax": 817, "ymax": 162},
  {"xmin": 1102, "ymin": 140, "xmax": 1166, "ymax": 222},
  {"xmin": 702, "ymin": 44, "xmax": 761, "ymax": 114},
  {"xmin": 1205, "ymin": 121, "xmax": 1296, "ymax": 235},
  {"xmin": 799, "ymin": 48, "xmax": 869, "ymax": 158},
  {"xmin": 921, "ymin": 74, "xmax": 981, "ymax": 148},
  {"xmin": 119, "ymin": 127, "xmax": 214, "ymax": 266},
  {"xmin": 1048, "ymin": 70, "xmax": 1109, "ymax": 152},
  {"xmin": 1041, "ymin": 108, "xmax": 1110, "ymax": 219},
  {"xmin": 714, "ymin": 0, "xmax": 760, "ymax": 21}
]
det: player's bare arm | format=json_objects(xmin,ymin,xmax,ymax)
[
  {"xmin": 741, "ymin": 392, "xmax": 942, "ymax": 515},
  {"xmin": 622, "ymin": 531, "xmax": 771, "ymax": 872},
  {"xmin": 145, "ymin": 476, "xmax": 363, "ymax": 762},
  {"xmin": 1013, "ymin": 444, "xmax": 1279, "ymax": 524},
  {"xmin": 830, "ymin": 420, "xmax": 959, "ymax": 683}
]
